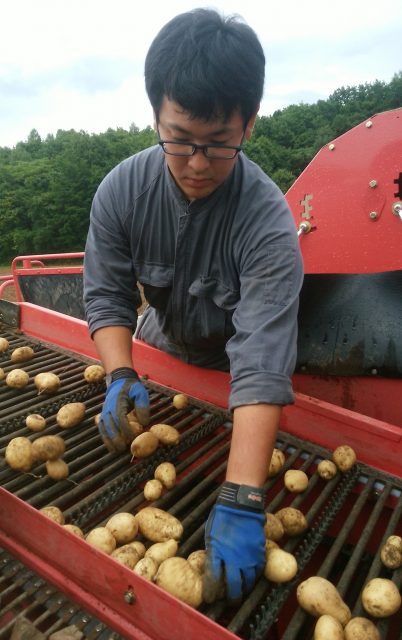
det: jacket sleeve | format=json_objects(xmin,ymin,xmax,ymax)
[
  {"xmin": 226, "ymin": 189, "xmax": 304, "ymax": 409},
  {"xmin": 83, "ymin": 167, "xmax": 142, "ymax": 337}
]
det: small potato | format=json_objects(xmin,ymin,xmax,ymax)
[
  {"xmin": 144, "ymin": 478, "xmax": 164, "ymax": 501},
  {"xmin": 126, "ymin": 540, "xmax": 146, "ymax": 559},
  {"xmin": 333, "ymin": 445, "xmax": 357, "ymax": 473},
  {"xmin": 297, "ymin": 576, "xmax": 351, "ymax": 626},
  {"xmin": 275, "ymin": 507, "xmax": 308, "ymax": 536},
  {"xmin": 150, "ymin": 424, "xmax": 180, "ymax": 446},
  {"xmin": 56, "ymin": 402, "xmax": 86, "ymax": 429},
  {"xmin": 172, "ymin": 394, "xmax": 189, "ymax": 410},
  {"xmin": 317, "ymin": 459, "xmax": 338, "ymax": 480},
  {"xmin": 126, "ymin": 411, "xmax": 144, "ymax": 439},
  {"xmin": 25, "ymin": 414, "xmax": 46, "ymax": 432},
  {"xmin": 133, "ymin": 557, "xmax": 158, "ymax": 581},
  {"xmin": 284, "ymin": 469, "xmax": 309, "ymax": 493},
  {"xmin": 155, "ymin": 557, "xmax": 203, "ymax": 608},
  {"xmin": 11, "ymin": 346, "xmax": 34, "ymax": 363},
  {"xmin": 34, "ymin": 372, "xmax": 60, "ymax": 394},
  {"xmin": 63, "ymin": 524, "xmax": 85, "ymax": 538},
  {"xmin": 314, "ymin": 615, "xmax": 344, "ymax": 640},
  {"xmin": 344, "ymin": 617, "xmax": 380, "ymax": 640},
  {"xmin": 86, "ymin": 527, "xmax": 117, "ymax": 554},
  {"xmin": 46, "ymin": 458, "xmax": 69, "ymax": 480},
  {"xmin": 145, "ymin": 539, "xmax": 178, "ymax": 566},
  {"xmin": 0, "ymin": 367, "xmax": 5, "ymax": 380},
  {"xmin": 40, "ymin": 506, "xmax": 65, "ymax": 525},
  {"xmin": 154, "ymin": 462, "xmax": 176, "ymax": 489},
  {"xmin": 32, "ymin": 435, "xmax": 65, "ymax": 461},
  {"xmin": 5, "ymin": 436, "xmax": 33, "ymax": 471},
  {"xmin": 130, "ymin": 432, "xmax": 159, "ymax": 458},
  {"xmin": 6, "ymin": 369, "xmax": 29, "ymax": 389},
  {"xmin": 136, "ymin": 507, "xmax": 183, "ymax": 542},
  {"xmin": 264, "ymin": 513, "xmax": 285, "ymax": 542},
  {"xmin": 361, "ymin": 578, "xmax": 401, "ymax": 617},
  {"xmin": 187, "ymin": 550, "xmax": 207, "ymax": 575},
  {"xmin": 112, "ymin": 545, "xmax": 141, "ymax": 569},
  {"xmin": 83, "ymin": 364, "xmax": 105, "ymax": 383},
  {"xmin": 0, "ymin": 337, "xmax": 9, "ymax": 352},
  {"xmin": 380, "ymin": 535, "xmax": 402, "ymax": 569},
  {"xmin": 264, "ymin": 548, "xmax": 298, "ymax": 583},
  {"xmin": 94, "ymin": 413, "xmax": 101, "ymax": 426},
  {"xmin": 105, "ymin": 512, "xmax": 138, "ymax": 544},
  {"xmin": 267, "ymin": 448, "xmax": 286, "ymax": 478}
]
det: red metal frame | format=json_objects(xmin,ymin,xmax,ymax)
[{"xmin": 11, "ymin": 252, "xmax": 84, "ymax": 302}]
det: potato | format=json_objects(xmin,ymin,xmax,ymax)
[
  {"xmin": 317, "ymin": 459, "xmax": 338, "ymax": 480},
  {"xmin": 344, "ymin": 617, "xmax": 380, "ymax": 640},
  {"xmin": 380, "ymin": 535, "xmax": 402, "ymax": 569},
  {"xmin": 284, "ymin": 469, "xmax": 309, "ymax": 493},
  {"xmin": 172, "ymin": 393, "xmax": 189, "ymax": 410},
  {"xmin": 32, "ymin": 435, "xmax": 65, "ymax": 461},
  {"xmin": 0, "ymin": 337, "xmax": 9, "ymax": 352},
  {"xmin": 111, "ymin": 545, "xmax": 141, "ymax": 569},
  {"xmin": 25, "ymin": 413, "xmax": 46, "ymax": 431},
  {"xmin": 264, "ymin": 513, "xmax": 284, "ymax": 542},
  {"xmin": 136, "ymin": 507, "xmax": 183, "ymax": 542},
  {"xmin": 40, "ymin": 506, "xmax": 65, "ymax": 525},
  {"xmin": 126, "ymin": 540, "xmax": 146, "ymax": 559},
  {"xmin": 126, "ymin": 411, "xmax": 144, "ymax": 439},
  {"xmin": 130, "ymin": 432, "xmax": 159, "ymax": 458},
  {"xmin": 0, "ymin": 367, "xmax": 5, "ymax": 380},
  {"xmin": 155, "ymin": 557, "xmax": 203, "ymax": 608},
  {"xmin": 6, "ymin": 369, "xmax": 29, "ymax": 389},
  {"xmin": 83, "ymin": 364, "xmax": 105, "ymax": 383},
  {"xmin": 187, "ymin": 550, "xmax": 207, "ymax": 575},
  {"xmin": 267, "ymin": 448, "xmax": 286, "ymax": 478},
  {"xmin": 11, "ymin": 346, "xmax": 34, "ymax": 363},
  {"xmin": 56, "ymin": 402, "xmax": 86, "ymax": 428},
  {"xmin": 145, "ymin": 539, "xmax": 178, "ymax": 566},
  {"xmin": 34, "ymin": 372, "xmax": 61, "ymax": 394},
  {"xmin": 333, "ymin": 445, "xmax": 357, "ymax": 473},
  {"xmin": 150, "ymin": 424, "xmax": 180, "ymax": 446},
  {"xmin": 297, "ymin": 576, "xmax": 352, "ymax": 626},
  {"xmin": 264, "ymin": 548, "xmax": 298, "ymax": 583},
  {"xmin": 314, "ymin": 615, "xmax": 344, "ymax": 640},
  {"xmin": 275, "ymin": 507, "xmax": 308, "ymax": 536},
  {"xmin": 361, "ymin": 578, "xmax": 401, "ymax": 617},
  {"xmin": 86, "ymin": 527, "xmax": 117, "ymax": 554},
  {"xmin": 144, "ymin": 478, "xmax": 164, "ymax": 501},
  {"xmin": 133, "ymin": 557, "xmax": 158, "ymax": 581},
  {"xmin": 105, "ymin": 512, "xmax": 138, "ymax": 544},
  {"xmin": 5, "ymin": 436, "xmax": 33, "ymax": 471},
  {"xmin": 46, "ymin": 458, "xmax": 69, "ymax": 480},
  {"xmin": 94, "ymin": 413, "xmax": 101, "ymax": 426},
  {"xmin": 63, "ymin": 524, "xmax": 85, "ymax": 538},
  {"xmin": 154, "ymin": 462, "xmax": 176, "ymax": 489},
  {"xmin": 265, "ymin": 540, "xmax": 280, "ymax": 557}
]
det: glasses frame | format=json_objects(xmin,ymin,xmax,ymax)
[{"xmin": 156, "ymin": 128, "xmax": 244, "ymax": 160}]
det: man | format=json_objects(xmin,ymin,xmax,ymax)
[{"xmin": 83, "ymin": 8, "xmax": 303, "ymax": 603}]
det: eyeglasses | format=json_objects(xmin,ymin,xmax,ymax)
[{"xmin": 157, "ymin": 129, "xmax": 244, "ymax": 160}]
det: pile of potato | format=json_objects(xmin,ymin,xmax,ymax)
[
  {"xmin": 1, "ymin": 345, "xmax": 35, "ymax": 389},
  {"xmin": 144, "ymin": 462, "xmax": 177, "ymax": 501},
  {"xmin": 130, "ymin": 424, "xmax": 180, "ymax": 460}
]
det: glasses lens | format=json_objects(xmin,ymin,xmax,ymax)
[
  {"xmin": 205, "ymin": 146, "xmax": 239, "ymax": 159},
  {"xmin": 162, "ymin": 142, "xmax": 194, "ymax": 156}
]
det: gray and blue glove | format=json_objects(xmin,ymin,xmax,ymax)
[
  {"xmin": 99, "ymin": 367, "xmax": 150, "ymax": 453},
  {"xmin": 203, "ymin": 481, "xmax": 266, "ymax": 603}
]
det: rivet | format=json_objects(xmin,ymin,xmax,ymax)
[
  {"xmin": 124, "ymin": 589, "xmax": 136, "ymax": 604},
  {"xmin": 366, "ymin": 120, "xmax": 373, "ymax": 128},
  {"xmin": 328, "ymin": 143, "xmax": 335, "ymax": 151},
  {"xmin": 371, "ymin": 368, "xmax": 378, "ymax": 375},
  {"xmin": 369, "ymin": 211, "xmax": 378, "ymax": 220},
  {"xmin": 369, "ymin": 180, "xmax": 377, "ymax": 188}
]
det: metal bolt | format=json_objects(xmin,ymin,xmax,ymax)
[
  {"xmin": 328, "ymin": 143, "xmax": 335, "ymax": 150},
  {"xmin": 392, "ymin": 202, "xmax": 402, "ymax": 219},
  {"xmin": 369, "ymin": 179, "xmax": 377, "ymax": 188},
  {"xmin": 124, "ymin": 589, "xmax": 136, "ymax": 604},
  {"xmin": 366, "ymin": 120, "xmax": 373, "ymax": 128},
  {"xmin": 371, "ymin": 368, "xmax": 378, "ymax": 375},
  {"xmin": 369, "ymin": 211, "xmax": 378, "ymax": 220}
]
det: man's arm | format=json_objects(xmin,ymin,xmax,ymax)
[{"xmin": 92, "ymin": 326, "xmax": 134, "ymax": 373}]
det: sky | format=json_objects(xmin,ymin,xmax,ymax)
[{"xmin": 1, "ymin": 0, "xmax": 401, "ymax": 148}]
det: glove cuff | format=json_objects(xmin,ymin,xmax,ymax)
[
  {"xmin": 105, "ymin": 367, "xmax": 139, "ymax": 387},
  {"xmin": 217, "ymin": 481, "xmax": 265, "ymax": 513}
]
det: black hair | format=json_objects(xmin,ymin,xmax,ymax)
[{"xmin": 145, "ymin": 8, "xmax": 265, "ymax": 125}]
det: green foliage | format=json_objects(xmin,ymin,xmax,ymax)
[{"xmin": 0, "ymin": 72, "xmax": 401, "ymax": 261}]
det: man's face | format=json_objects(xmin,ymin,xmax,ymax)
[{"xmin": 157, "ymin": 96, "xmax": 255, "ymax": 201}]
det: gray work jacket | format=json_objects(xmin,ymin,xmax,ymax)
[{"xmin": 83, "ymin": 145, "xmax": 304, "ymax": 409}]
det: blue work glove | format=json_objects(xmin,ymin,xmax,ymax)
[
  {"xmin": 203, "ymin": 482, "xmax": 266, "ymax": 604},
  {"xmin": 99, "ymin": 367, "xmax": 150, "ymax": 453}
]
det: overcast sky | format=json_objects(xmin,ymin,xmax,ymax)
[{"xmin": 1, "ymin": 0, "xmax": 401, "ymax": 148}]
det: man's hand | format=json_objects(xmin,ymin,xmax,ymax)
[
  {"xmin": 203, "ymin": 482, "xmax": 266, "ymax": 603},
  {"xmin": 98, "ymin": 367, "xmax": 150, "ymax": 452}
]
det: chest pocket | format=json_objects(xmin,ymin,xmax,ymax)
[{"xmin": 188, "ymin": 277, "xmax": 239, "ymax": 342}]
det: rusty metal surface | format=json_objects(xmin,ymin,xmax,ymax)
[{"xmin": 1, "ymin": 331, "xmax": 402, "ymax": 639}]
